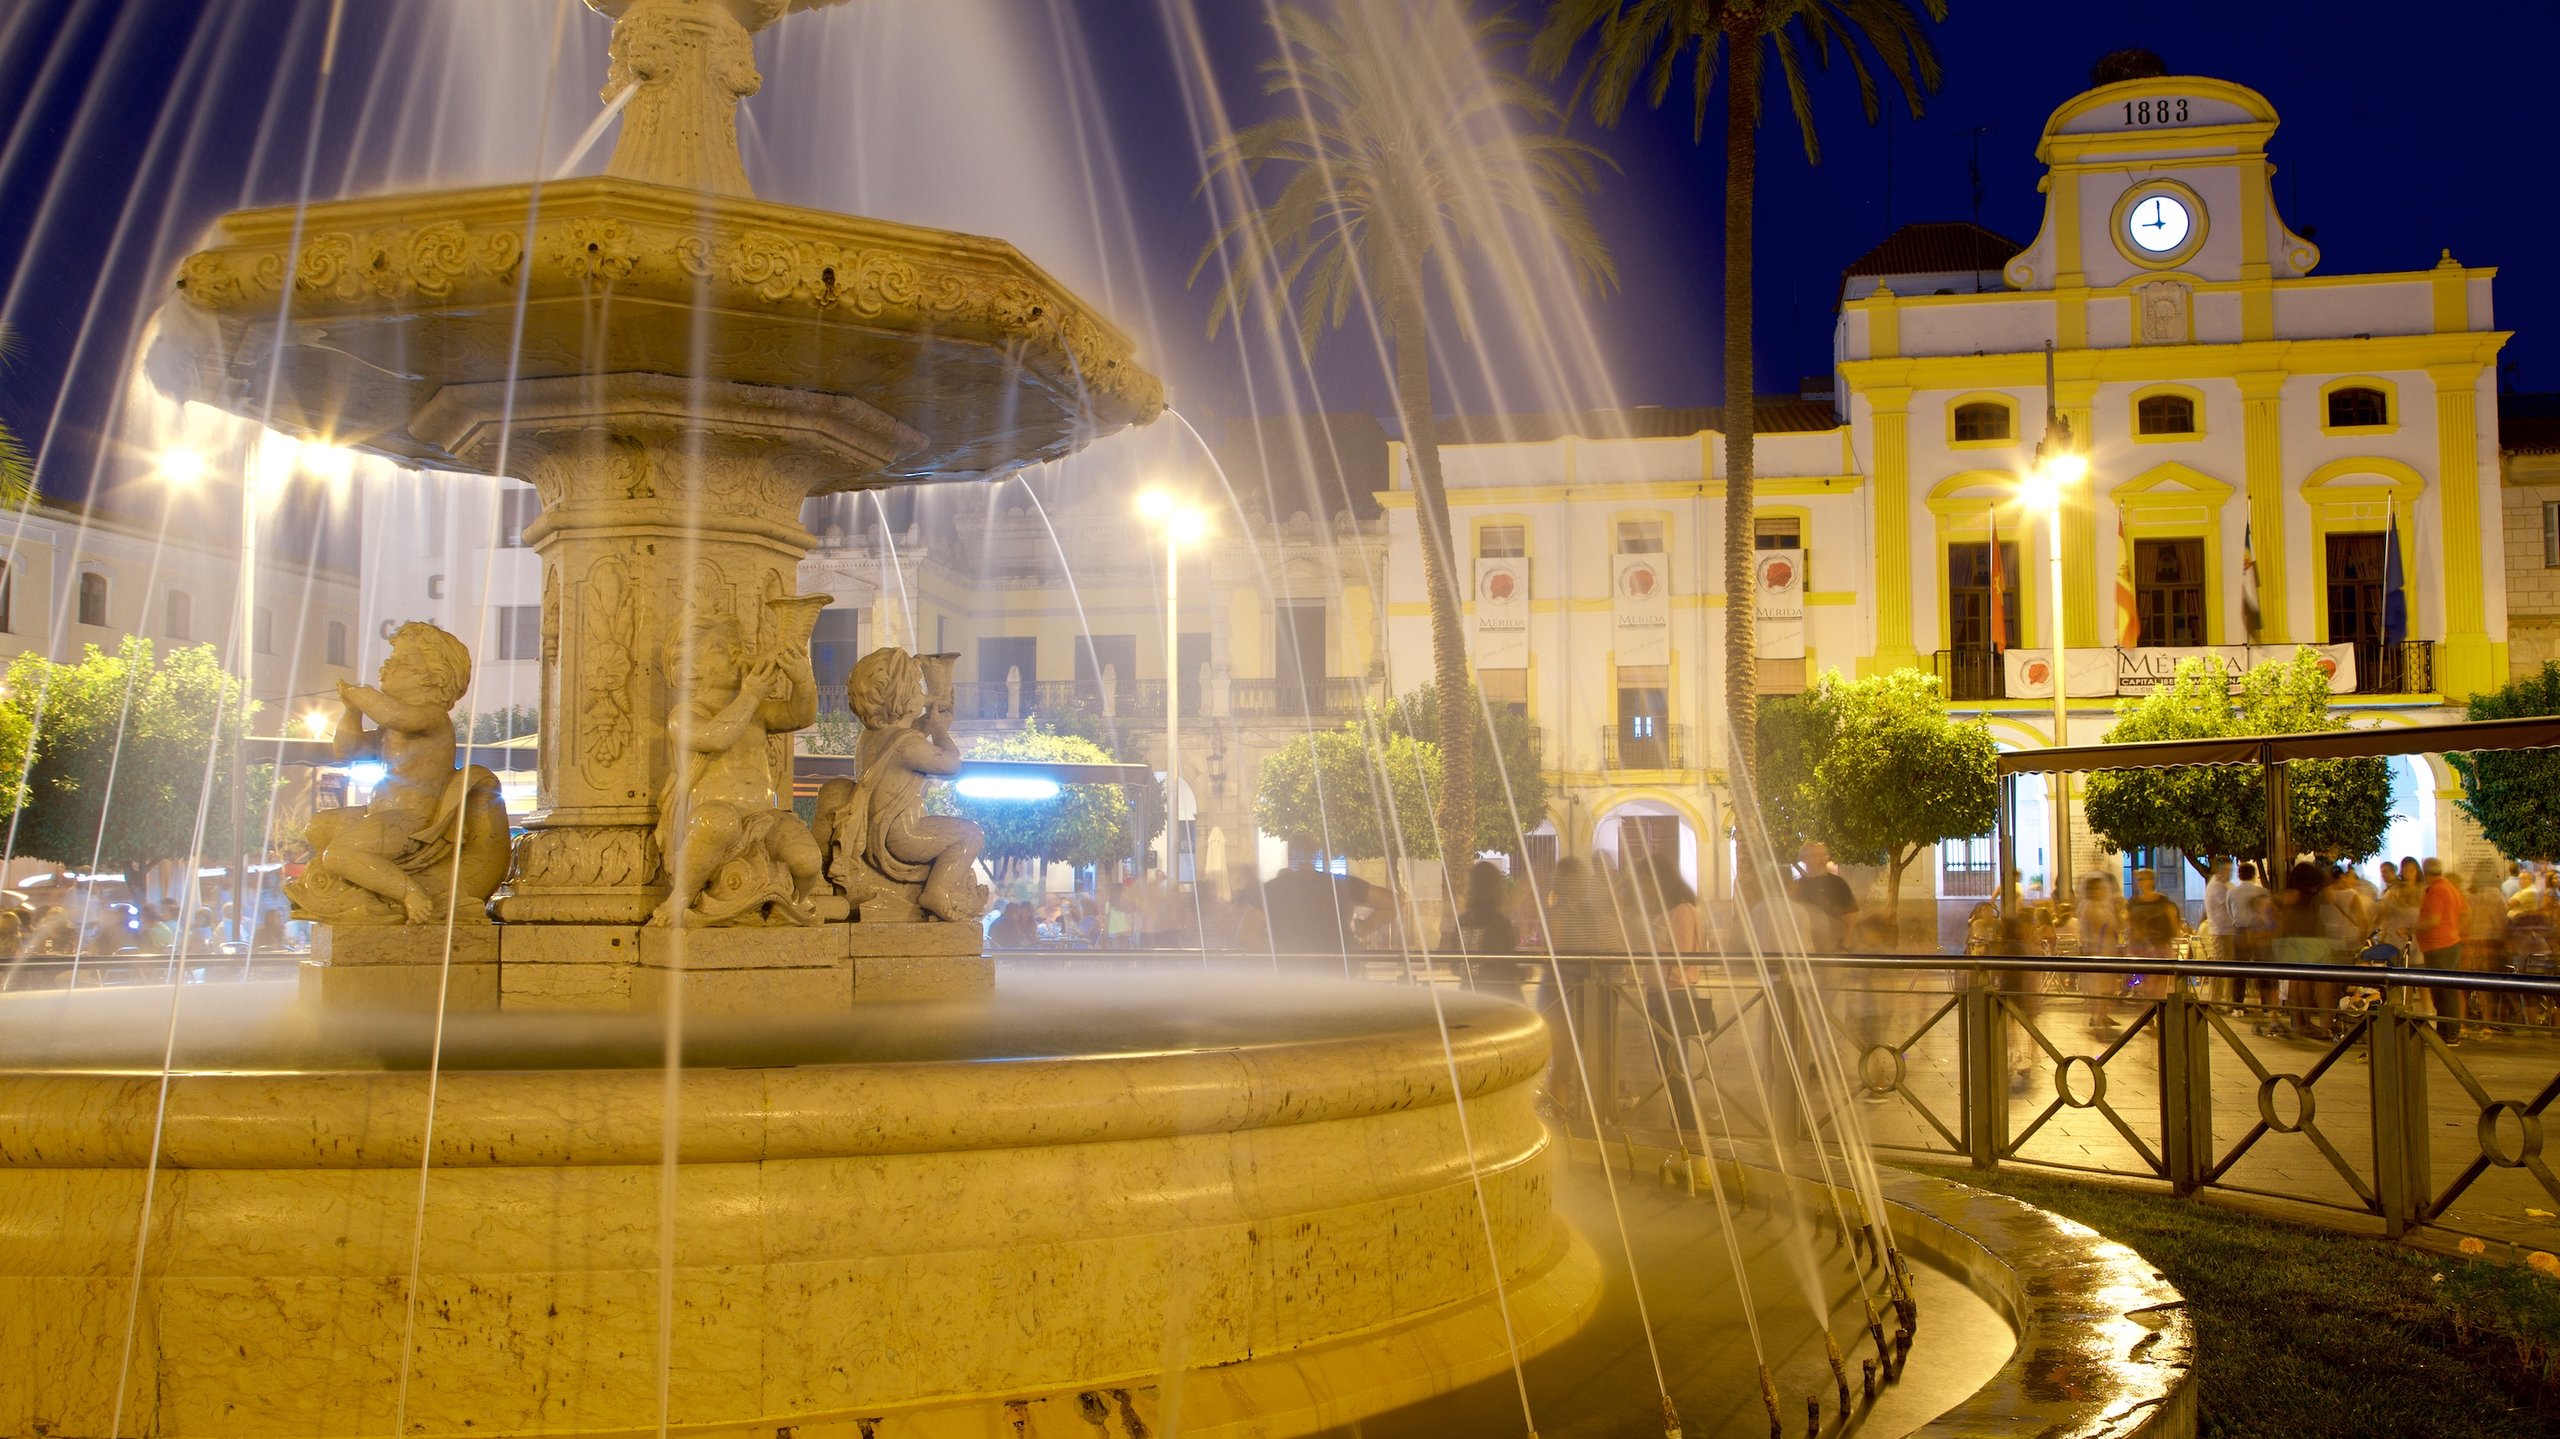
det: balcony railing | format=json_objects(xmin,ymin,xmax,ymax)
[
  {"xmin": 1933, "ymin": 648, "xmax": 2007, "ymax": 702},
  {"xmin": 2351, "ymin": 640, "xmax": 2433, "ymax": 695},
  {"xmin": 1934, "ymin": 640, "xmax": 2436, "ymax": 700},
  {"xmin": 1230, "ymin": 676, "xmax": 1364, "ymax": 721},
  {"xmin": 1600, "ymin": 723, "xmax": 1685, "ymax": 771}
]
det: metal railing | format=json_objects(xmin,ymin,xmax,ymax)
[
  {"xmin": 2351, "ymin": 639, "xmax": 2435, "ymax": 695},
  {"xmin": 994, "ymin": 947, "xmax": 2560, "ymax": 1254},
  {"xmin": 1229, "ymin": 676, "xmax": 1364, "ymax": 720},
  {"xmin": 1599, "ymin": 723, "xmax": 1686, "ymax": 770},
  {"xmin": 1932, "ymin": 648, "xmax": 2006, "ymax": 701}
]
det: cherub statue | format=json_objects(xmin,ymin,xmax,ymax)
[
  {"xmin": 286, "ymin": 622, "xmax": 510, "ymax": 925},
  {"xmin": 812, "ymin": 646, "xmax": 986, "ymax": 923},
  {"xmin": 649, "ymin": 595, "xmax": 831, "ymax": 927}
]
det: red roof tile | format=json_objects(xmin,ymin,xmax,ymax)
[{"xmin": 1842, "ymin": 221, "xmax": 2021, "ymax": 280}]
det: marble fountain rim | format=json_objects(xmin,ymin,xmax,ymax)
[{"xmin": 0, "ymin": 973, "xmax": 1549, "ymax": 1170}]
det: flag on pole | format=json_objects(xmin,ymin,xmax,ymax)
[
  {"xmin": 2382, "ymin": 498, "xmax": 2409, "ymax": 646},
  {"xmin": 2240, "ymin": 520, "xmax": 2263, "ymax": 643},
  {"xmin": 2113, "ymin": 506, "xmax": 2140, "ymax": 648},
  {"xmin": 1987, "ymin": 500, "xmax": 2007, "ymax": 651}
]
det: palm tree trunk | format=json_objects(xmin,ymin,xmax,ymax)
[
  {"xmin": 1721, "ymin": 24, "xmax": 1761, "ymax": 795},
  {"xmin": 1389, "ymin": 282, "xmax": 1478, "ymax": 878}
]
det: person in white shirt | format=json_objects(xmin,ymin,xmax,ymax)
[{"xmin": 2201, "ymin": 856, "xmax": 2234, "ymax": 966}]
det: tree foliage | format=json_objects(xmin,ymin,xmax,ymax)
[
  {"xmin": 0, "ymin": 638, "xmax": 256, "ymax": 879},
  {"xmin": 455, "ymin": 704, "xmax": 539, "ymax": 744},
  {"xmin": 1373, "ymin": 683, "xmax": 1548, "ymax": 853},
  {"xmin": 2451, "ymin": 662, "xmax": 2560, "ymax": 862},
  {"xmin": 2083, "ymin": 650, "xmax": 2391, "ymax": 871},
  {"xmin": 1753, "ymin": 670, "xmax": 1996, "ymax": 911},
  {"xmin": 939, "ymin": 719, "xmax": 1139, "ymax": 872},
  {"xmin": 1196, "ymin": 0, "xmax": 1614, "ymax": 869},
  {"xmin": 1254, "ymin": 723, "xmax": 1441, "ymax": 862}
]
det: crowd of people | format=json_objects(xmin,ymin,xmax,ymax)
[
  {"xmin": 1968, "ymin": 854, "xmax": 2560, "ymax": 1047},
  {"xmin": 0, "ymin": 886, "xmax": 303, "ymax": 961},
  {"xmin": 980, "ymin": 841, "xmax": 1874, "ymax": 961}
]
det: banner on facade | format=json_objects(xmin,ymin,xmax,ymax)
[
  {"xmin": 1473, "ymin": 557, "xmax": 1529, "ymax": 668},
  {"xmin": 1612, "ymin": 553, "xmax": 1670, "ymax": 666},
  {"xmin": 1755, "ymin": 548, "xmax": 1804, "ymax": 660},
  {"xmin": 2000, "ymin": 643, "xmax": 2360, "ymax": 698}
]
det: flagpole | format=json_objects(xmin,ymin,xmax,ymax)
[{"xmin": 2031, "ymin": 340, "xmax": 2082, "ymax": 915}]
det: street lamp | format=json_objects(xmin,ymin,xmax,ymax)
[
  {"xmin": 1137, "ymin": 488, "xmax": 1208, "ymax": 892},
  {"xmin": 2026, "ymin": 344, "xmax": 2087, "ymax": 910}
]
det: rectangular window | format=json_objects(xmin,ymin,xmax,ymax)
[
  {"xmin": 1275, "ymin": 603, "xmax": 1327, "ymax": 713},
  {"xmin": 77, "ymin": 572, "xmax": 106, "ymax": 628},
  {"xmin": 0, "ymin": 559, "xmax": 13, "ymax": 633},
  {"xmin": 1478, "ymin": 524, "xmax": 1526, "ymax": 558},
  {"xmin": 1074, "ymin": 633, "xmax": 1137, "ymax": 705},
  {"xmin": 1940, "ymin": 835, "xmax": 1998, "ymax": 896},
  {"xmin": 165, "ymin": 590, "xmax": 191, "ymax": 642},
  {"xmin": 1616, "ymin": 664, "xmax": 1668, "ymax": 768},
  {"xmin": 496, "ymin": 486, "xmax": 539, "ymax": 548},
  {"xmin": 1944, "ymin": 542, "xmax": 2020, "ymax": 651},
  {"xmin": 325, "ymin": 621, "xmax": 349, "ymax": 667},
  {"xmin": 497, "ymin": 604, "xmax": 541, "ymax": 661},
  {"xmin": 254, "ymin": 606, "xmax": 275, "ymax": 656},
  {"xmin": 1615, "ymin": 519, "xmax": 1665, "ymax": 554},
  {"xmin": 2133, "ymin": 537, "xmax": 2207, "ymax": 647},
  {"xmin": 1478, "ymin": 666, "xmax": 1528, "ymax": 716},
  {"xmin": 1754, "ymin": 514, "xmax": 1808, "ymax": 589},
  {"xmin": 2545, "ymin": 502, "xmax": 2559, "ymax": 568}
]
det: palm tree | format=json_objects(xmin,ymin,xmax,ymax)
[
  {"xmin": 0, "ymin": 325, "xmax": 33, "ymax": 507},
  {"xmin": 1196, "ymin": 0, "xmax": 1615, "ymax": 871},
  {"xmin": 1530, "ymin": 0, "xmax": 1943, "ymax": 790}
]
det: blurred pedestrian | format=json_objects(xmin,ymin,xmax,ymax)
[
  {"xmin": 2077, "ymin": 874, "xmax": 2126, "ymax": 1036},
  {"xmin": 2417, "ymin": 857, "xmax": 2469, "ymax": 1042}
]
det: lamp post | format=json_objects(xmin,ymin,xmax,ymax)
[
  {"xmin": 1137, "ymin": 490, "xmax": 1207, "ymax": 891},
  {"xmin": 2025, "ymin": 346, "xmax": 2086, "ymax": 909}
]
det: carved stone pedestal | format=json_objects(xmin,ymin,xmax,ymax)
[{"xmin": 303, "ymin": 919, "xmax": 991, "ymax": 1013}]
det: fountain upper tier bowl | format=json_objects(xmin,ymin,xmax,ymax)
[{"xmin": 151, "ymin": 175, "xmax": 1164, "ymax": 481}]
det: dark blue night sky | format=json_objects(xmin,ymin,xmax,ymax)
[{"xmin": 3, "ymin": 0, "xmax": 2555, "ymax": 509}]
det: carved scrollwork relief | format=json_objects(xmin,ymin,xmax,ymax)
[{"xmin": 581, "ymin": 557, "xmax": 642, "ymax": 775}]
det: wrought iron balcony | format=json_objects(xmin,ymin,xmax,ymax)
[
  {"xmin": 1933, "ymin": 648, "xmax": 2008, "ymax": 702},
  {"xmin": 1229, "ymin": 676, "xmax": 1364, "ymax": 720},
  {"xmin": 1600, "ymin": 723, "xmax": 1685, "ymax": 770}
]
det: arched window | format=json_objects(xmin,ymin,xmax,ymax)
[
  {"xmin": 2136, "ymin": 394, "xmax": 2196, "ymax": 436},
  {"xmin": 76, "ymin": 571, "xmax": 107, "ymax": 628},
  {"xmin": 2327, "ymin": 386, "xmax": 2389, "ymax": 429},
  {"xmin": 325, "ymin": 620, "xmax": 349, "ymax": 666},
  {"xmin": 1951, "ymin": 401, "xmax": 2011, "ymax": 443},
  {"xmin": 165, "ymin": 589, "xmax": 192, "ymax": 641}
]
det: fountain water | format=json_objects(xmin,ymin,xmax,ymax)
[
  {"xmin": 0, "ymin": 2, "xmax": 2187, "ymax": 1435},
  {"xmin": 0, "ymin": 3, "xmax": 1596, "ymax": 1434}
]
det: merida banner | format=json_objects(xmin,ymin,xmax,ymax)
[
  {"xmin": 1612, "ymin": 553, "xmax": 1670, "ymax": 666},
  {"xmin": 2000, "ymin": 643, "xmax": 2360, "ymax": 698},
  {"xmin": 1473, "ymin": 557, "xmax": 1528, "ymax": 668},
  {"xmin": 1755, "ymin": 549, "xmax": 1804, "ymax": 660}
]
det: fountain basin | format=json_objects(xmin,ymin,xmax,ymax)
[
  {"xmin": 0, "ymin": 972, "xmax": 1593, "ymax": 1438},
  {"xmin": 152, "ymin": 175, "xmax": 1164, "ymax": 481}
]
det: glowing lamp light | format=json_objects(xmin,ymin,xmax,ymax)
[
  {"xmin": 344, "ymin": 760, "xmax": 389, "ymax": 793},
  {"xmin": 1169, "ymin": 507, "xmax": 1208, "ymax": 545},
  {"xmin": 157, "ymin": 448, "xmax": 209, "ymax": 487},
  {"xmin": 300, "ymin": 709, "xmax": 334, "ymax": 739},
  {"xmin": 1135, "ymin": 488, "xmax": 1173, "ymax": 521},
  {"xmin": 952, "ymin": 775, "xmax": 1062, "ymax": 803}
]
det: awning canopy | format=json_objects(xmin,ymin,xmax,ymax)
[{"xmin": 1996, "ymin": 714, "xmax": 2560, "ymax": 777}]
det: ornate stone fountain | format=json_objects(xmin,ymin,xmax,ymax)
[
  {"xmin": 0, "ymin": 3, "xmax": 1598, "ymax": 1435},
  {"xmin": 154, "ymin": 0, "xmax": 1163, "ymax": 1011}
]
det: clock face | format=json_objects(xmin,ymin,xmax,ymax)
[{"xmin": 2127, "ymin": 193, "xmax": 2192, "ymax": 254}]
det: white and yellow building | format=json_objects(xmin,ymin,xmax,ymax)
[{"xmin": 1379, "ymin": 71, "xmax": 2512, "ymax": 910}]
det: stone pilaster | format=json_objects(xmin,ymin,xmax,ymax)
[
  {"xmin": 414, "ymin": 373, "xmax": 919, "ymax": 923},
  {"xmin": 2432, "ymin": 361, "xmax": 2496, "ymax": 698},
  {"xmin": 2238, "ymin": 371, "xmax": 2289, "ymax": 643},
  {"xmin": 1868, "ymin": 388, "xmax": 1918, "ymax": 673}
]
